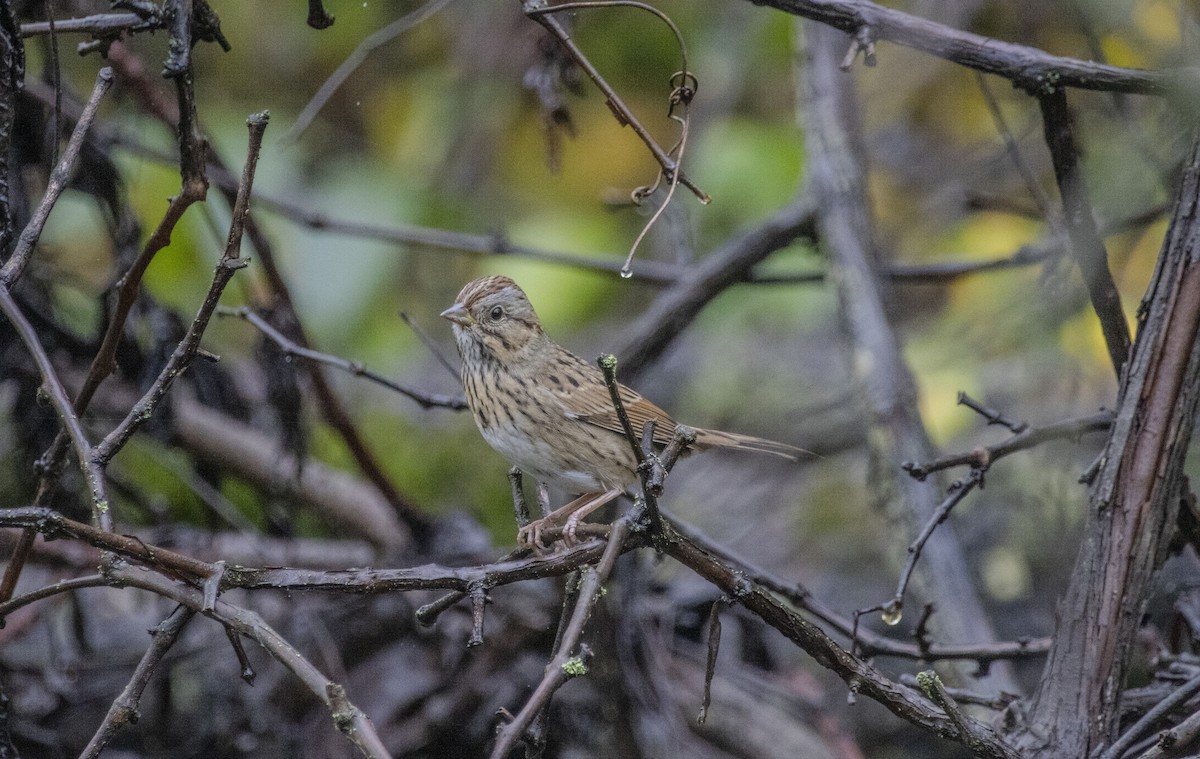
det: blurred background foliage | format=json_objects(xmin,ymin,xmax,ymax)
[{"xmin": 7, "ymin": 0, "xmax": 1200, "ymax": 755}]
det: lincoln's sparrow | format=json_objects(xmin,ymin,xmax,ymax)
[{"xmin": 442, "ymin": 276, "xmax": 802, "ymax": 548}]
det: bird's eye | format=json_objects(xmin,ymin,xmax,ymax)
[{"xmin": 489, "ymin": 305, "xmax": 504, "ymax": 321}]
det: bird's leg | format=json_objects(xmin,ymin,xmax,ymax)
[
  {"xmin": 518, "ymin": 488, "xmax": 623, "ymax": 550},
  {"xmin": 562, "ymin": 488, "xmax": 623, "ymax": 545}
]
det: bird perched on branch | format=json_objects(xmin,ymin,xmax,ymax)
[{"xmin": 441, "ymin": 275, "xmax": 804, "ymax": 549}]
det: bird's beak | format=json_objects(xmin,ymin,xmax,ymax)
[{"xmin": 440, "ymin": 302, "xmax": 472, "ymax": 326}]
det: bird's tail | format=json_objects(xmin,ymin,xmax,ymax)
[{"xmin": 692, "ymin": 428, "xmax": 813, "ymax": 461}]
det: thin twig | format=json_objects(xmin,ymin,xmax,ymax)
[
  {"xmin": 219, "ymin": 306, "xmax": 466, "ymax": 410},
  {"xmin": 522, "ymin": 0, "xmax": 709, "ymax": 203},
  {"xmin": 0, "ymin": 66, "xmax": 113, "ymax": 287},
  {"xmin": 490, "ymin": 516, "xmax": 634, "ymax": 759},
  {"xmin": 956, "ymin": 391, "xmax": 1028, "ymax": 434},
  {"xmin": 399, "ymin": 311, "xmax": 460, "ymax": 382},
  {"xmin": 1101, "ymin": 670, "xmax": 1200, "ymax": 759},
  {"xmin": 879, "ymin": 469, "xmax": 984, "ymax": 624},
  {"xmin": 902, "ymin": 409, "xmax": 1114, "ymax": 480},
  {"xmin": 80, "ymin": 604, "xmax": 197, "ymax": 758},
  {"xmin": 284, "ymin": 0, "xmax": 456, "ymax": 142},
  {"xmin": 975, "ymin": 72, "xmax": 1057, "ymax": 222},
  {"xmin": 94, "ymin": 112, "xmax": 269, "ymax": 463},
  {"xmin": 1039, "ymin": 88, "xmax": 1131, "ymax": 377}
]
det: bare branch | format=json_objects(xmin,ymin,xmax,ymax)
[
  {"xmin": 490, "ymin": 516, "xmax": 634, "ymax": 758},
  {"xmin": 284, "ymin": 0, "xmax": 456, "ymax": 142},
  {"xmin": 522, "ymin": 1, "xmax": 710, "ymax": 203},
  {"xmin": 748, "ymin": 0, "xmax": 1187, "ymax": 95},
  {"xmin": 95, "ymin": 112, "xmax": 269, "ymax": 463},
  {"xmin": 0, "ymin": 66, "xmax": 113, "ymax": 286},
  {"xmin": 218, "ymin": 305, "xmax": 467, "ymax": 410},
  {"xmin": 1039, "ymin": 88, "xmax": 1131, "ymax": 376},
  {"xmin": 1101, "ymin": 670, "xmax": 1200, "ymax": 759},
  {"xmin": 902, "ymin": 409, "xmax": 1114, "ymax": 481},
  {"xmin": 80, "ymin": 604, "xmax": 197, "ymax": 758},
  {"xmin": 108, "ymin": 564, "xmax": 392, "ymax": 758},
  {"xmin": 20, "ymin": 13, "xmax": 149, "ymax": 38}
]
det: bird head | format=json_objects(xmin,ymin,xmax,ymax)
[{"xmin": 441, "ymin": 276, "xmax": 546, "ymax": 362}]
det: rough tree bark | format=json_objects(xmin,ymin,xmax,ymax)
[{"xmin": 1015, "ymin": 134, "xmax": 1200, "ymax": 756}]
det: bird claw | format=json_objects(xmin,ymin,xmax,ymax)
[
  {"xmin": 518, "ymin": 516, "xmax": 586, "ymax": 553},
  {"xmin": 563, "ymin": 516, "xmax": 582, "ymax": 546},
  {"xmin": 518, "ymin": 518, "xmax": 555, "ymax": 552}
]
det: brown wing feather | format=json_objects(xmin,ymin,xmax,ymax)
[
  {"xmin": 541, "ymin": 351, "xmax": 680, "ymax": 446},
  {"xmin": 543, "ymin": 351, "xmax": 809, "ymax": 460}
]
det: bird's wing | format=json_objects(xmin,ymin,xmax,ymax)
[{"xmin": 544, "ymin": 354, "xmax": 680, "ymax": 446}]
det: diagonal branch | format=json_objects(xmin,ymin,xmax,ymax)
[
  {"xmin": 95, "ymin": 112, "xmax": 269, "ymax": 463},
  {"xmin": 1039, "ymin": 89, "xmax": 1131, "ymax": 377},
  {"xmin": 489, "ymin": 515, "xmax": 634, "ymax": 759},
  {"xmin": 217, "ymin": 305, "xmax": 466, "ymax": 410},
  {"xmin": 0, "ymin": 67, "xmax": 113, "ymax": 286},
  {"xmin": 521, "ymin": 0, "xmax": 710, "ymax": 203},
  {"xmin": 747, "ymin": 0, "xmax": 1186, "ymax": 95},
  {"xmin": 80, "ymin": 604, "xmax": 197, "ymax": 758},
  {"xmin": 108, "ymin": 563, "xmax": 392, "ymax": 759}
]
